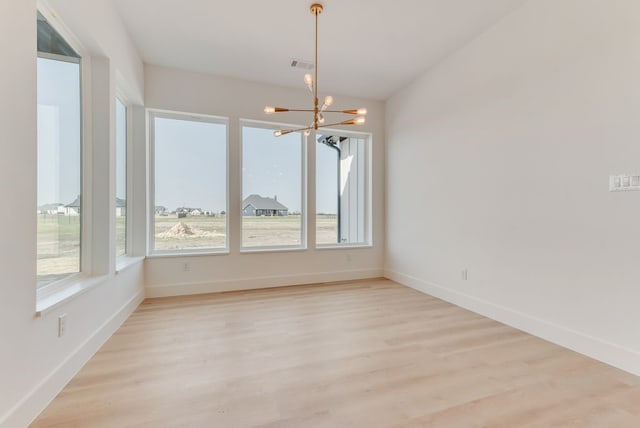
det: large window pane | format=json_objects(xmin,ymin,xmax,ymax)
[
  {"xmin": 242, "ymin": 125, "xmax": 303, "ymax": 248},
  {"xmin": 152, "ymin": 114, "xmax": 227, "ymax": 252},
  {"xmin": 37, "ymin": 13, "xmax": 82, "ymax": 287},
  {"xmin": 316, "ymin": 133, "xmax": 369, "ymax": 245},
  {"xmin": 115, "ymin": 98, "xmax": 127, "ymax": 257}
]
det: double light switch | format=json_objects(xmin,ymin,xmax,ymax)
[{"xmin": 610, "ymin": 175, "xmax": 640, "ymax": 192}]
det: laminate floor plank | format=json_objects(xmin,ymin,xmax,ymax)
[{"xmin": 32, "ymin": 279, "xmax": 640, "ymax": 427}]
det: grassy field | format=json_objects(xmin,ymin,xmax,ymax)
[
  {"xmin": 37, "ymin": 215, "xmax": 126, "ymax": 287},
  {"xmin": 38, "ymin": 214, "xmax": 339, "ymax": 285},
  {"xmin": 153, "ymin": 214, "xmax": 339, "ymax": 250},
  {"xmin": 37, "ymin": 215, "xmax": 81, "ymax": 287}
]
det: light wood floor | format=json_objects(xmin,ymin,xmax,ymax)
[{"xmin": 33, "ymin": 279, "xmax": 640, "ymax": 427}]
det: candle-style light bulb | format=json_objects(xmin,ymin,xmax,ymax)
[
  {"xmin": 304, "ymin": 73, "xmax": 314, "ymax": 91},
  {"xmin": 324, "ymin": 95, "xmax": 334, "ymax": 107},
  {"xmin": 318, "ymin": 113, "xmax": 325, "ymax": 124},
  {"xmin": 354, "ymin": 116, "xmax": 366, "ymax": 125},
  {"xmin": 357, "ymin": 108, "xmax": 367, "ymax": 115},
  {"xmin": 274, "ymin": 130, "xmax": 283, "ymax": 137},
  {"xmin": 264, "ymin": 106, "xmax": 276, "ymax": 114}
]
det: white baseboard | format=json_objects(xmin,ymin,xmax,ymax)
[
  {"xmin": 146, "ymin": 268, "xmax": 384, "ymax": 298},
  {"xmin": 1, "ymin": 290, "xmax": 144, "ymax": 428},
  {"xmin": 385, "ymin": 269, "xmax": 640, "ymax": 377}
]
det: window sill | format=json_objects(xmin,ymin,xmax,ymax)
[
  {"xmin": 240, "ymin": 246, "xmax": 306, "ymax": 254},
  {"xmin": 36, "ymin": 275, "xmax": 109, "ymax": 317},
  {"xmin": 116, "ymin": 256, "xmax": 145, "ymax": 274},
  {"xmin": 147, "ymin": 249, "xmax": 229, "ymax": 259},
  {"xmin": 316, "ymin": 243, "xmax": 373, "ymax": 250}
]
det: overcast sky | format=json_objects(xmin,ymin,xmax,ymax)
[
  {"xmin": 37, "ymin": 57, "xmax": 81, "ymax": 207},
  {"xmin": 154, "ymin": 118, "xmax": 339, "ymax": 214},
  {"xmin": 37, "ymin": 58, "xmax": 340, "ymax": 214},
  {"xmin": 116, "ymin": 99, "xmax": 127, "ymax": 200}
]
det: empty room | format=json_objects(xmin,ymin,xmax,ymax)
[{"xmin": 2, "ymin": 0, "xmax": 640, "ymax": 426}]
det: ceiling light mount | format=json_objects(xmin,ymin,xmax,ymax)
[
  {"xmin": 264, "ymin": 3, "xmax": 367, "ymax": 137},
  {"xmin": 310, "ymin": 3, "xmax": 323, "ymax": 16}
]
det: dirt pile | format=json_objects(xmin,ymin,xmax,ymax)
[{"xmin": 158, "ymin": 222, "xmax": 197, "ymax": 237}]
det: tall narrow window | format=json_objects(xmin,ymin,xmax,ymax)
[
  {"xmin": 241, "ymin": 124, "xmax": 304, "ymax": 249},
  {"xmin": 36, "ymin": 12, "xmax": 82, "ymax": 287},
  {"xmin": 115, "ymin": 98, "xmax": 127, "ymax": 257},
  {"xmin": 316, "ymin": 133, "xmax": 370, "ymax": 246},
  {"xmin": 151, "ymin": 112, "xmax": 227, "ymax": 253}
]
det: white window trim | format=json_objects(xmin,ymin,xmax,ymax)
[
  {"xmin": 148, "ymin": 109, "xmax": 230, "ymax": 256},
  {"xmin": 115, "ymin": 92, "xmax": 131, "ymax": 260},
  {"xmin": 36, "ymin": 3, "xmax": 95, "ymax": 311},
  {"xmin": 239, "ymin": 119, "xmax": 308, "ymax": 252}
]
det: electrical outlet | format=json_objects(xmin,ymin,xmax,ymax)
[
  {"xmin": 461, "ymin": 269, "xmax": 468, "ymax": 281},
  {"xmin": 58, "ymin": 314, "xmax": 67, "ymax": 338},
  {"xmin": 183, "ymin": 262, "xmax": 191, "ymax": 272}
]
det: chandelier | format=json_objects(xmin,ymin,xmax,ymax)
[{"xmin": 264, "ymin": 3, "xmax": 367, "ymax": 137}]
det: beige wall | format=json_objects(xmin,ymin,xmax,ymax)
[
  {"xmin": 0, "ymin": 1, "xmax": 145, "ymax": 425},
  {"xmin": 385, "ymin": 0, "xmax": 640, "ymax": 375},
  {"xmin": 144, "ymin": 65, "xmax": 385, "ymax": 297}
]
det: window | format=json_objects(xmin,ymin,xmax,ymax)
[
  {"xmin": 316, "ymin": 133, "xmax": 370, "ymax": 246},
  {"xmin": 150, "ymin": 112, "xmax": 227, "ymax": 253},
  {"xmin": 241, "ymin": 124, "xmax": 304, "ymax": 249},
  {"xmin": 36, "ymin": 12, "xmax": 82, "ymax": 287},
  {"xmin": 115, "ymin": 98, "xmax": 127, "ymax": 257}
]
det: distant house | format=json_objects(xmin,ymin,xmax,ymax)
[
  {"xmin": 175, "ymin": 207, "xmax": 202, "ymax": 218},
  {"xmin": 242, "ymin": 194, "xmax": 288, "ymax": 217},
  {"xmin": 37, "ymin": 203, "xmax": 64, "ymax": 215},
  {"xmin": 155, "ymin": 206, "xmax": 168, "ymax": 216},
  {"xmin": 116, "ymin": 198, "xmax": 126, "ymax": 217},
  {"xmin": 65, "ymin": 196, "xmax": 81, "ymax": 216}
]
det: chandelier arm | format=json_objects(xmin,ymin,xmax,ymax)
[
  {"xmin": 274, "ymin": 108, "xmax": 313, "ymax": 113},
  {"xmin": 322, "ymin": 110, "xmax": 360, "ymax": 114},
  {"xmin": 316, "ymin": 120, "xmax": 357, "ymax": 128},
  {"xmin": 277, "ymin": 125, "xmax": 314, "ymax": 134}
]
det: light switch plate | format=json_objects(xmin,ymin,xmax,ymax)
[{"xmin": 610, "ymin": 175, "xmax": 640, "ymax": 192}]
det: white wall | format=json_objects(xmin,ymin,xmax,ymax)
[
  {"xmin": 144, "ymin": 65, "xmax": 385, "ymax": 297},
  {"xmin": 0, "ymin": 1, "xmax": 145, "ymax": 426},
  {"xmin": 386, "ymin": 0, "xmax": 640, "ymax": 375}
]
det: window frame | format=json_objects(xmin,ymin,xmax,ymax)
[
  {"xmin": 36, "ymin": 5, "xmax": 91, "ymax": 299},
  {"xmin": 148, "ymin": 109, "xmax": 230, "ymax": 256},
  {"xmin": 239, "ymin": 119, "xmax": 308, "ymax": 252},
  {"xmin": 114, "ymin": 93, "xmax": 130, "ymax": 259},
  {"xmin": 314, "ymin": 128, "xmax": 373, "ymax": 249}
]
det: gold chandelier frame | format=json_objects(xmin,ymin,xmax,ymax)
[{"xmin": 264, "ymin": 3, "xmax": 367, "ymax": 137}]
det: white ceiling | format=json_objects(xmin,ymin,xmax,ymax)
[{"xmin": 112, "ymin": 0, "xmax": 525, "ymax": 100}]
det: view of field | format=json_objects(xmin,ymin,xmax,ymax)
[
  {"xmin": 37, "ymin": 214, "xmax": 340, "ymax": 286},
  {"xmin": 153, "ymin": 214, "xmax": 339, "ymax": 250},
  {"xmin": 37, "ymin": 214, "xmax": 81, "ymax": 287}
]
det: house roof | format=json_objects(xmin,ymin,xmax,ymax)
[
  {"xmin": 66, "ymin": 195, "xmax": 81, "ymax": 208},
  {"xmin": 243, "ymin": 194, "xmax": 288, "ymax": 211},
  {"xmin": 38, "ymin": 203, "xmax": 63, "ymax": 211}
]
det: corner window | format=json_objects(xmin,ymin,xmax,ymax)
[
  {"xmin": 115, "ymin": 98, "xmax": 127, "ymax": 257},
  {"xmin": 36, "ymin": 12, "xmax": 82, "ymax": 287},
  {"xmin": 316, "ymin": 133, "xmax": 370, "ymax": 246},
  {"xmin": 241, "ymin": 123, "xmax": 305, "ymax": 249},
  {"xmin": 150, "ymin": 112, "xmax": 228, "ymax": 253}
]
